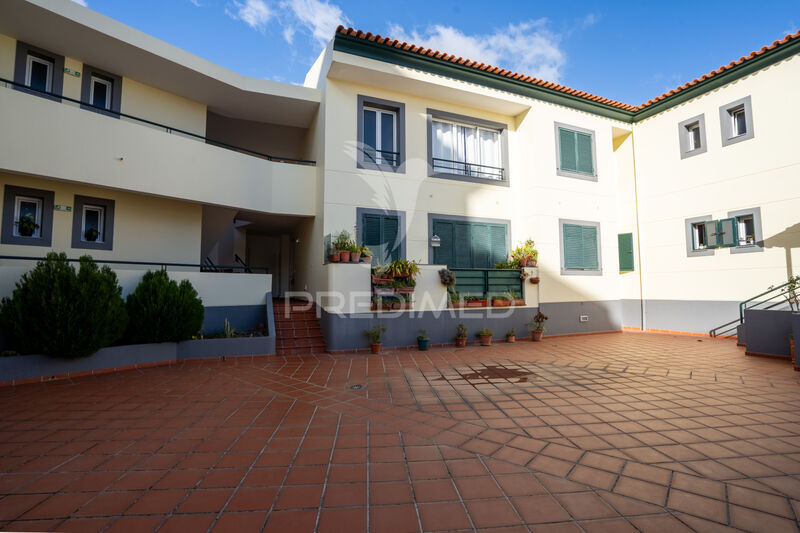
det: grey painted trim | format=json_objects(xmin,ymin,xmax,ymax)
[
  {"xmin": 13, "ymin": 41, "xmax": 65, "ymax": 102},
  {"xmin": 728, "ymin": 206, "xmax": 764, "ymax": 254},
  {"xmin": 558, "ymin": 218, "xmax": 602, "ymax": 276},
  {"xmin": 356, "ymin": 207, "xmax": 407, "ymax": 260},
  {"xmin": 678, "ymin": 114, "xmax": 707, "ymax": 159},
  {"xmin": 266, "ymin": 290, "xmax": 275, "ymax": 338},
  {"xmin": 202, "ymin": 305, "xmax": 266, "ymax": 334},
  {"xmin": 71, "ymin": 195, "xmax": 115, "ymax": 251},
  {"xmin": 554, "ymin": 122, "xmax": 598, "ymax": 181},
  {"xmin": 684, "ymin": 214, "xmax": 715, "ymax": 257},
  {"xmin": 426, "ymin": 212, "xmax": 511, "ymax": 265},
  {"xmin": 426, "ymin": 108, "xmax": 510, "ymax": 187},
  {"xmin": 1, "ymin": 184, "xmax": 55, "ymax": 247},
  {"xmin": 177, "ymin": 336, "xmax": 273, "ymax": 359},
  {"xmin": 719, "ymin": 95, "xmax": 755, "ymax": 147},
  {"xmin": 356, "ymin": 94, "xmax": 406, "ymax": 173},
  {"xmin": 80, "ymin": 64, "xmax": 122, "ymax": 118}
]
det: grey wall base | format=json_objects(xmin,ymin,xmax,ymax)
[
  {"xmin": 202, "ymin": 305, "xmax": 267, "ymax": 334},
  {"xmin": 0, "ymin": 336, "xmax": 275, "ymax": 384},
  {"xmin": 793, "ymin": 314, "xmax": 800, "ymax": 367},
  {"xmin": 320, "ymin": 307, "xmax": 539, "ymax": 351},
  {"xmin": 622, "ymin": 299, "xmax": 643, "ymax": 329},
  {"xmin": 539, "ymin": 300, "xmax": 621, "ymax": 336},
  {"xmin": 744, "ymin": 309, "xmax": 794, "ymax": 358},
  {"xmin": 643, "ymin": 299, "xmax": 740, "ymax": 334}
]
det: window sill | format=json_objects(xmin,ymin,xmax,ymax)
[
  {"xmin": 428, "ymin": 170, "xmax": 508, "ymax": 187},
  {"xmin": 557, "ymin": 169, "xmax": 598, "ymax": 182},
  {"xmin": 560, "ymin": 268, "xmax": 602, "ymax": 276},
  {"xmin": 730, "ymin": 244, "xmax": 763, "ymax": 254},
  {"xmin": 0, "ymin": 234, "xmax": 51, "ymax": 246},
  {"xmin": 687, "ymin": 248, "xmax": 714, "ymax": 257}
]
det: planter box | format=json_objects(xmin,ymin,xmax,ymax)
[
  {"xmin": 177, "ymin": 336, "xmax": 272, "ymax": 359},
  {"xmin": 511, "ymin": 299, "xmax": 525, "ymax": 306},
  {"xmin": 372, "ymin": 276, "xmax": 393, "ymax": 284},
  {"xmin": 466, "ymin": 300, "xmax": 487, "ymax": 308},
  {"xmin": 392, "ymin": 302, "xmax": 413, "ymax": 310},
  {"xmin": 492, "ymin": 299, "xmax": 511, "ymax": 307},
  {"xmin": 449, "ymin": 301, "xmax": 465, "ymax": 309},
  {"xmin": 374, "ymin": 288, "xmax": 395, "ymax": 297},
  {"xmin": 396, "ymin": 287, "xmax": 415, "ymax": 294}
]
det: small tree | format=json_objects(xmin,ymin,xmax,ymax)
[
  {"xmin": 0, "ymin": 253, "xmax": 127, "ymax": 358},
  {"xmin": 125, "ymin": 270, "xmax": 204, "ymax": 343}
]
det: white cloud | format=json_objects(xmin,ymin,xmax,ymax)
[
  {"xmin": 280, "ymin": 0, "xmax": 349, "ymax": 45},
  {"xmin": 388, "ymin": 20, "xmax": 565, "ymax": 82},
  {"xmin": 71, "ymin": 0, "xmax": 88, "ymax": 6},
  {"xmin": 226, "ymin": 0, "xmax": 273, "ymax": 32}
]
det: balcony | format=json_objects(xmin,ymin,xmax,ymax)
[{"xmin": 0, "ymin": 78, "xmax": 317, "ymax": 217}]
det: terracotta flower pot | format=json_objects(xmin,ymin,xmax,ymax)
[
  {"xmin": 455, "ymin": 337, "xmax": 467, "ymax": 348},
  {"xmin": 396, "ymin": 287, "xmax": 415, "ymax": 294},
  {"xmin": 478, "ymin": 334, "xmax": 492, "ymax": 346},
  {"xmin": 329, "ymin": 253, "xmax": 341, "ymax": 263},
  {"xmin": 362, "ymin": 256, "xmax": 372, "ymax": 263},
  {"xmin": 512, "ymin": 299, "xmax": 525, "ymax": 306},
  {"xmin": 450, "ymin": 301, "xmax": 465, "ymax": 309},
  {"xmin": 507, "ymin": 335, "xmax": 516, "ymax": 343},
  {"xmin": 492, "ymin": 299, "xmax": 511, "ymax": 307},
  {"xmin": 340, "ymin": 251, "xmax": 351, "ymax": 262},
  {"xmin": 370, "ymin": 342, "xmax": 382, "ymax": 354},
  {"xmin": 466, "ymin": 300, "xmax": 487, "ymax": 308},
  {"xmin": 531, "ymin": 330, "xmax": 543, "ymax": 342},
  {"xmin": 351, "ymin": 252, "xmax": 361, "ymax": 262},
  {"xmin": 527, "ymin": 259, "xmax": 538, "ymax": 267},
  {"xmin": 530, "ymin": 277, "xmax": 540, "ymax": 285}
]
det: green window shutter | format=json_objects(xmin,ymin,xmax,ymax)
[
  {"xmin": 432, "ymin": 220, "xmax": 453, "ymax": 267},
  {"xmin": 471, "ymin": 224, "xmax": 490, "ymax": 268},
  {"xmin": 563, "ymin": 224, "xmax": 584, "ymax": 269},
  {"xmin": 618, "ymin": 233, "xmax": 634, "ymax": 271},
  {"xmin": 489, "ymin": 224, "xmax": 507, "ymax": 266},
  {"xmin": 362, "ymin": 213, "xmax": 400, "ymax": 264},
  {"xmin": 718, "ymin": 217, "xmax": 738, "ymax": 247},
  {"xmin": 581, "ymin": 225, "xmax": 599, "ymax": 270},
  {"xmin": 454, "ymin": 223, "xmax": 472, "ymax": 268},
  {"xmin": 704, "ymin": 220, "xmax": 720, "ymax": 248},
  {"xmin": 559, "ymin": 128, "xmax": 578, "ymax": 172},
  {"xmin": 382, "ymin": 215, "xmax": 400, "ymax": 261},
  {"xmin": 576, "ymin": 132, "xmax": 594, "ymax": 175}
]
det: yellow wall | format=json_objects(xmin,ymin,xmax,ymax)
[
  {"xmin": 0, "ymin": 34, "xmax": 15, "ymax": 80},
  {"xmin": 0, "ymin": 172, "xmax": 202, "ymax": 265},
  {"xmin": 121, "ymin": 77, "xmax": 207, "ymax": 136},
  {"xmin": 62, "ymin": 57, "xmax": 82, "ymax": 100}
]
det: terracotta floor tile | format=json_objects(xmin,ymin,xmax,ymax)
[
  {"xmin": 323, "ymin": 483, "xmax": 367, "ymax": 507},
  {"xmin": 729, "ymin": 504, "xmax": 798, "ymax": 532},
  {"xmin": 104, "ymin": 515, "xmax": 164, "ymax": 533},
  {"xmin": 210, "ymin": 511, "xmax": 267, "ymax": 532},
  {"xmin": 419, "ymin": 501, "xmax": 472, "ymax": 531},
  {"xmin": 371, "ymin": 481, "xmax": 414, "ymax": 505},
  {"xmin": 317, "ymin": 507, "xmax": 367, "ymax": 533},
  {"xmin": 413, "ymin": 479, "xmax": 459, "ymax": 502},
  {"xmin": 54, "ymin": 517, "xmax": 112, "ymax": 532},
  {"xmin": 176, "ymin": 488, "xmax": 232, "ymax": 513},
  {"xmin": 467, "ymin": 498, "xmax": 523, "ymax": 528},
  {"xmin": 579, "ymin": 517, "xmax": 638, "ymax": 533},
  {"xmin": 0, "ymin": 494, "xmax": 49, "ymax": 521},
  {"xmin": 275, "ymin": 484, "xmax": 323, "ymax": 510},
  {"xmin": 454, "ymin": 476, "xmax": 503, "ymax": 500},
  {"xmin": 225, "ymin": 486, "xmax": 278, "ymax": 511},
  {"xmin": 158, "ymin": 513, "xmax": 216, "ymax": 533},
  {"xmin": 370, "ymin": 504, "xmax": 420, "ymax": 533},
  {"xmin": 125, "ymin": 488, "xmax": 185, "ymax": 515},
  {"xmin": 556, "ymin": 492, "xmax": 618, "ymax": 520},
  {"xmin": 74, "ymin": 490, "xmax": 141, "ymax": 517},
  {"xmin": 21, "ymin": 492, "xmax": 94, "ymax": 520}
]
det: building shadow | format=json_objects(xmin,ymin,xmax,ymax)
[{"xmin": 763, "ymin": 222, "xmax": 800, "ymax": 279}]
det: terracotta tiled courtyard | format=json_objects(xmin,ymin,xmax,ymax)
[{"xmin": 1, "ymin": 332, "xmax": 800, "ymax": 532}]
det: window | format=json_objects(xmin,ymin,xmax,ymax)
[
  {"xmin": 719, "ymin": 96, "xmax": 754, "ymax": 146},
  {"xmin": 430, "ymin": 216, "xmax": 508, "ymax": 269},
  {"xmin": 678, "ymin": 114, "xmax": 707, "ymax": 159},
  {"xmin": 692, "ymin": 222, "xmax": 708, "ymax": 250},
  {"xmin": 13, "ymin": 42, "xmax": 64, "ymax": 100},
  {"xmin": 728, "ymin": 207, "xmax": 763, "ymax": 254},
  {"xmin": 560, "ymin": 220, "xmax": 601, "ymax": 274},
  {"xmin": 555, "ymin": 123, "xmax": 597, "ymax": 180},
  {"xmin": 13, "ymin": 196, "xmax": 42, "ymax": 237},
  {"xmin": 431, "ymin": 119, "xmax": 503, "ymax": 180},
  {"xmin": 427, "ymin": 109, "xmax": 508, "ymax": 185},
  {"xmin": 685, "ymin": 215, "xmax": 714, "ymax": 257},
  {"xmin": 1, "ymin": 185, "xmax": 54, "ymax": 246},
  {"xmin": 80, "ymin": 66, "xmax": 122, "ymax": 116},
  {"xmin": 357, "ymin": 95, "xmax": 404, "ymax": 172},
  {"xmin": 618, "ymin": 233, "xmax": 634, "ymax": 272},
  {"xmin": 25, "ymin": 54, "xmax": 52, "ymax": 92},
  {"xmin": 357, "ymin": 209, "xmax": 405, "ymax": 264},
  {"xmin": 90, "ymin": 76, "xmax": 112, "ymax": 110},
  {"xmin": 72, "ymin": 195, "xmax": 115, "ymax": 250}
]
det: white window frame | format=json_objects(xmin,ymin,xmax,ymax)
[
  {"xmin": 25, "ymin": 54, "xmax": 52, "ymax": 92},
  {"xmin": 719, "ymin": 96, "xmax": 754, "ymax": 146},
  {"xmin": 89, "ymin": 76, "xmax": 113, "ymax": 110},
  {"xmin": 687, "ymin": 123, "xmax": 701, "ymax": 151},
  {"xmin": 362, "ymin": 106, "xmax": 397, "ymax": 166},
  {"xmin": 431, "ymin": 117, "xmax": 503, "ymax": 179},
  {"xmin": 81, "ymin": 204, "xmax": 105, "ymax": 243},
  {"xmin": 691, "ymin": 222, "xmax": 707, "ymax": 250},
  {"xmin": 13, "ymin": 195, "xmax": 43, "ymax": 238},
  {"xmin": 735, "ymin": 214, "xmax": 755, "ymax": 246},
  {"xmin": 730, "ymin": 106, "xmax": 746, "ymax": 137}
]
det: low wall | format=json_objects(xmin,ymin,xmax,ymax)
[
  {"xmin": 0, "ymin": 336, "xmax": 274, "ymax": 386},
  {"xmin": 744, "ymin": 308, "xmax": 794, "ymax": 358}
]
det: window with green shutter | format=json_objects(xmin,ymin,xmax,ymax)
[
  {"xmin": 432, "ymin": 218, "xmax": 507, "ymax": 269},
  {"xmin": 556, "ymin": 124, "xmax": 596, "ymax": 179},
  {"xmin": 561, "ymin": 221, "xmax": 601, "ymax": 273},
  {"xmin": 618, "ymin": 233, "xmax": 634, "ymax": 272},
  {"xmin": 361, "ymin": 213, "xmax": 402, "ymax": 264}
]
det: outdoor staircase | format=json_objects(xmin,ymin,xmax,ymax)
[{"xmin": 273, "ymin": 300, "xmax": 327, "ymax": 356}]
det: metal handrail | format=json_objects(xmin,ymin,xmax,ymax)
[
  {"xmin": 361, "ymin": 148, "xmax": 400, "ymax": 166},
  {"xmin": 738, "ymin": 279, "xmax": 796, "ymax": 322},
  {"xmin": 432, "ymin": 157, "xmax": 505, "ymax": 180},
  {"xmin": 0, "ymin": 255, "xmax": 269, "ymax": 273},
  {"xmin": 0, "ymin": 76, "xmax": 316, "ymax": 166},
  {"xmin": 234, "ymin": 254, "xmax": 252, "ymax": 273},
  {"xmin": 710, "ymin": 278, "xmax": 797, "ymax": 337}
]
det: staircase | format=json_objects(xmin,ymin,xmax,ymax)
[{"xmin": 273, "ymin": 300, "xmax": 327, "ymax": 356}]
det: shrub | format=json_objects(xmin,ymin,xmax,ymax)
[
  {"xmin": 0, "ymin": 253, "xmax": 127, "ymax": 358},
  {"xmin": 125, "ymin": 270, "xmax": 204, "ymax": 343}
]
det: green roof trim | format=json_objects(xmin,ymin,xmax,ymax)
[{"xmin": 333, "ymin": 32, "xmax": 800, "ymax": 123}]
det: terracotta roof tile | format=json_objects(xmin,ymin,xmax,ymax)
[{"xmin": 335, "ymin": 26, "xmax": 800, "ymax": 113}]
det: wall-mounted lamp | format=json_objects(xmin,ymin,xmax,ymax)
[{"xmin": 430, "ymin": 234, "xmax": 441, "ymax": 248}]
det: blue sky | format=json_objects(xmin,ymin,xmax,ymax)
[{"xmin": 75, "ymin": 0, "xmax": 799, "ymax": 106}]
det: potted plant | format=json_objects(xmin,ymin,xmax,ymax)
[
  {"xmin": 394, "ymin": 278, "xmax": 416, "ymax": 294},
  {"xmin": 449, "ymin": 291, "xmax": 464, "ymax": 309},
  {"xmin": 530, "ymin": 277, "xmax": 541, "ymax": 285},
  {"xmin": 84, "ymin": 227, "xmax": 100, "ymax": 242},
  {"xmin": 371, "ymin": 296, "xmax": 393, "ymax": 311},
  {"xmin": 491, "ymin": 294, "xmax": 511, "ymax": 307},
  {"xmin": 364, "ymin": 325, "xmax": 386, "ymax": 354},
  {"xmin": 510, "ymin": 291, "xmax": 525, "ymax": 306},
  {"xmin": 334, "ymin": 230, "xmax": 353, "ymax": 262},
  {"xmin": 374, "ymin": 286, "xmax": 395, "ymax": 297},
  {"xmin": 511, "ymin": 239, "xmax": 538, "ymax": 267},
  {"xmin": 506, "ymin": 329, "xmax": 516, "ymax": 343},
  {"xmin": 329, "ymin": 244, "xmax": 341, "ymax": 263},
  {"xmin": 372, "ymin": 266, "xmax": 392, "ymax": 284},
  {"xmin": 455, "ymin": 323, "xmax": 468, "ymax": 347},
  {"xmin": 350, "ymin": 242, "xmax": 361, "ymax": 263},
  {"xmin": 464, "ymin": 295, "xmax": 487, "ymax": 308},
  {"xmin": 16, "ymin": 215, "xmax": 39, "ymax": 237},
  {"xmin": 385, "ymin": 259, "xmax": 420, "ymax": 279},
  {"xmin": 476, "ymin": 328, "xmax": 493, "ymax": 346},
  {"xmin": 438, "ymin": 268, "xmax": 456, "ymax": 288},
  {"xmin": 360, "ymin": 245, "xmax": 373, "ymax": 263},
  {"xmin": 417, "ymin": 330, "xmax": 430, "ymax": 351},
  {"xmin": 527, "ymin": 311, "xmax": 548, "ymax": 341}
]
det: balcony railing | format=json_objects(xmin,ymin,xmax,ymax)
[
  {"xmin": 361, "ymin": 148, "xmax": 400, "ymax": 167},
  {"xmin": 0, "ymin": 76, "xmax": 315, "ymax": 166},
  {"xmin": 432, "ymin": 158, "xmax": 505, "ymax": 180},
  {"xmin": 451, "ymin": 268, "xmax": 522, "ymax": 297},
  {"xmin": 1, "ymin": 255, "xmax": 269, "ymax": 274}
]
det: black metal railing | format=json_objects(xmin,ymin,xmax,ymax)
[
  {"xmin": 0, "ymin": 76, "xmax": 316, "ymax": 166},
  {"xmin": 432, "ymin": 158, "xmax": 505, "ymax": 180},
  {"xmin": 0, "ymin": 255, "xmax": 269, "ymax": 274},
  {"xmin": 709, "ymin": 277, "xmax": 798, "ymax": 337},
  {"xmin": 361, "ymin": 148, "xmax": 400, "ymax": 166}
]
